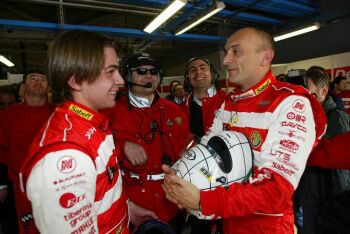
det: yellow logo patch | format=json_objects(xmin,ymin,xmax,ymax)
[
  {"xmin": 175, "ymin": 117, "xmax": 182, "ymax": 125},
  {"xmin": 68, "ymin": 104, "xmax": 94, "ymax": 120},
  {"xmin": 249, "ymin": 131, "xmax": 262, "ymax": 148},
  {"xmin": 255, "ymin": 79, "xmax": 271, "ymax": 95}
]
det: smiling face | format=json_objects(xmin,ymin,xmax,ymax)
[
  {"xmin": 223, "ymin": 28, "xmax": 274, "ymax": 90},
  {"xmin": 76, "ymin": 46, "xmax": 124, "ymax": 111},
  {"xmin": 187, "ymin": 59, "xmax": 212, "ymax": 90}
]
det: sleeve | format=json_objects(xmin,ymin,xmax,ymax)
[
  {"xmin": 201, "ymin": 95, "xmax": 316, "ymax": 218},
  {"xmin": 307, "ymin": 132, "xmax": 350, "ymax": 169},
  {"xmin": 26, "ymin": 148, "xmax": 98, "ymax": 234}
]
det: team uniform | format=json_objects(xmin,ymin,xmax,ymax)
[
  {"xmin": 0, "ymin": 102, "xmax": 54, "ymax": 233},
  {"xmin": 20, "ymin": 101, "xmax": 129, "ymax": 234},
  {"xmin": 104, "ymin": 92, "xmax": 191, "ymax": 222},
  {"xmin": 199, "ymin": 71, "xmax": 327, "ymax": 233}
]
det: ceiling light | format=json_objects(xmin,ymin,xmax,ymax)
[
  {"xmin": 274, "ymin": 22, "xmax": 320, "ymax": 42},
  {"xmin": 175, "ymin": 1, "xmax": 225, "ymax": 35},
  {"xmin": 0, "ymin": 55, "xmax": 15, "ymax": 67},
  {"xmin": 144, "ymin": 0, "xmax": 187, "ymax": 33}
]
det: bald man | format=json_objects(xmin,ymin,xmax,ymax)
[{"xmin": 162, "ymin": 27, "xmax": 327, "ymax": 233}]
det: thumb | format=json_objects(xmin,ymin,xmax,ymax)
[{"xmin": 162, "ymin": 164, "xmax": 175, "ymax": 175}]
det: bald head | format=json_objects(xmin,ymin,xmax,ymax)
[{"xmin": 223, "ymin": 27, "xmax": 275, "ymax": 90}]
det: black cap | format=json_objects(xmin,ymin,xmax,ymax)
[{"xmin": 128, "ymin": 53, "xmax": 159, "ymax": 69}]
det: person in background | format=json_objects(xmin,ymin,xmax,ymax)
[
  {"xmin": 0, "ymin": 85, "xmax": 17, "ymax": 109},
  {"xmin": 103, "ymin": 53, "xmax": 190, "ymax": 233},
  {"xmin": 184, "ymin": 57, "xmax": 226, "ymax": 141},
  {"xmin": 162, "ymin": 27, "xmax": 327, "ymax": 234},
  {"xmin": 0, "ymin": 85, "xmax": 19, "ymax": 234},
  {"xmin": 19, "ymin": 30, "xmax": 156, "ymax": 234},
  {"xmin": 173, "ymin": 83, "xmax": 186, "ymax": 105},
  {"xmin": 0, "ymin": 70, "xmax": 54, "ymax": 234},
  {"xmin": 165, "ymin": 80, "xmax": 181, "ymax": 102},
  {"xmin": 293, "ymin": 66, "xmax": 350, "ymax": 234},
  {"xmin": 332, "ymin": 76, "xmax": 350, "ymax": 115}
]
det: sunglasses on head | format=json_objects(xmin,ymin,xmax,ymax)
[{"xmin": 131, "ymin": 67, "xmax": 159, "ymax": 76}]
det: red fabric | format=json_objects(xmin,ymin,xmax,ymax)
[
  {"xmin": 307, "ymin": 131, "xmax": 350, "ymax": 169},
  {"xmin": 334, "ymin": 90, "xmax": 350, "ymax": 115},
  {"xmin": 0, "ymin": 102, "xmax": 54, "ymax": 234},
  {"xmin": 104, "ymin": 95, "xmax": 191, "ymax": 222}
]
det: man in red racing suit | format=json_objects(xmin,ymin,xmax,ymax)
[
  {"xmin": 104, "ymin": 53, "xmax": 191, "ymax": 231},
  {"xmin": 162, "ymin": 27, "xmax": 327, "ymax": 234},
  {"xmin": 19, "ymin": 30, "xmax": 157, "ymax": 234}
]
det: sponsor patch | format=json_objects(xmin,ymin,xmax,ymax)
[
  {"xmin": 292, "ymin": 99, "xmax": 306, "ymax": 113},
  {"xmin": 249, "ymin": 131, "xmax": 262, "ymax": 148},
  {"xmin": 272, "ymin": 162, "xmax": 295, "ymax": 176},
  {"xmin": 69, "ymin": 104, "xmax": 94, "ymax": 120},
  {"xmin": 199, "ymin": 167, "xmax": 212, "ymax": 181},
  {"xmin": 58, "ymin": 156, "xmax": 76, "ymax": 174},
  {"xmin": 175, "ymin": 117, "xmax": 182, "ymax": 125},
  {"xmin": 85, "ymin": 127, "xmax": 96, "ymax": 140},
  {"xmin": 184, "ymin": 150, "xmax": 196, "ymax": 160},
  {"xmin": 281, "ymin": 121, "xmax": 307, "ymax": 132},
  {"xmin": 59, "ymin": 192, "xmax": 86, "ymax": 209},
  {"xmin": 255, "ymin": 79, "xmax": 271, "ymax": 95},
  {"xmin": 166, "ymin": 119, "xmax": 173, "ymax": 126},
  {"xmin": 286, "ymin": 112, "xmax": 306, "ymax": 123},
  {"xmin": 280, "ymin": 139, "xmax": 299, "ymax": 151}
]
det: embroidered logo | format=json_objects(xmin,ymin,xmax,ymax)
[
  {"xmin": 255, "ymin": 79, "xmax": 271, "ymax": 95},
  {"xmin": 69, "ymin": 104, "xmax": 94, "ymax": 120},
  {"xmin": 85, "ymin": 127, "xmax": 96, "ymax": 140},
  {"xmin": 175, "ymin": 117, "xmax": 182, "ymax": 125},
  {"xmin": 249, "ymin": 131, "xmax": 262, "ymax": 148}
]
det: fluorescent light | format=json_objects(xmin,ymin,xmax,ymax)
[
  {"xmin": 0, "ymin": 55, "xmax": 15, "ymax": 67},
  {"xmin": 175, "ymin": 2, "xmax": 225, "ymax": 35},
  {"xmin": 274, "ymin": 23, "xmax": 320, "ymax": 42},
  {"xmin": 144, "ymin": 0, "xmax": 187, "ymax": 33}
]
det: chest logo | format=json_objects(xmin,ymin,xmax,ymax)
[
  {"xmin": 85, "ymin": 127, "xmax": 96, "ymax": 140},
  {"xmin": 249, "ymin": 131, "xmax": 262, "ymax": 148},
  {"xmin": 57, "ymin": 156, "xmax": 76, "ymax": 174},
  {"xmin": 175, "ymin": 117, "xmax": 182, "ymax": 125}
]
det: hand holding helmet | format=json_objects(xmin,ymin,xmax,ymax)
[{"xmin": 172, "ymin": 131, "xmax": 253, "ymax": 220}]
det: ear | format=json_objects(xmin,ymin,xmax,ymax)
[
  {"xmin": 67, "ymin": 76, "xmax": 82, "ymax": 91},
  {"xmin": 321, "ymin": 85, "xmax": 329, "ymax": 96},
  {"xmin": 260, "ymin": 48, "xmax": 274, "ymax": 66}
]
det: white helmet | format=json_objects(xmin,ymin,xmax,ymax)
[{"xmin": 173, "ymin": 131, "xmax": 253, "ymax": 220}]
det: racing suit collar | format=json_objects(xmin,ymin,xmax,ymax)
[
  {"xmin": 61, "ymin": 101, "xmax": 109, "ymax": 130},
  {"xmin": 230, "ymin": 70, "xmax": 275, "ymax": 99}
]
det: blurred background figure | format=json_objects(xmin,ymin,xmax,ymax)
[
  {"xmin": 173, "ymin": 83, "xmax": 186, "ymax": 105},
  {"xmin": 165, "ymin": 80, "xmax": 181, "ymax": 102},
  {"xmin": 332, "ymin": 76, "xmax": 350, "ymax": 115}
]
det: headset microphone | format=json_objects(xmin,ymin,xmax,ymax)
[{"xmin": 125, "ymin": 81, "xmax": 152, "ymax": 88}]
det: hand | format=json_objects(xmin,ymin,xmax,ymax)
[
  {"xmin": 0, "ymin": 187, "xmax": 8, "ymax": 203},
  {"xmin": 128, "ymin": 201, "xmax": 158, "ymax": 227},
  {"xmin": 162, "ymin": 164, "xmax": 200, "ymax": 211},
  {"xmin": 124, "ymin": 141, "xmax": 148, "ymax": 166}
]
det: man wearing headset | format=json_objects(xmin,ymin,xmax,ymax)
[
  {"xmin": 104, "ymin": 53, "xmax": 190, "ymax": 232},
  {"xmin": 162, "ymin": 27, "xmax": 327, "ymax": 234},
  {"xmin": 184, "ymin": 57, "xmax": 226, "ymax": 141}
]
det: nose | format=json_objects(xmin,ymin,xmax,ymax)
[{"xmin": 114, "ymin": 70, "xmax": 124, "ymax": 85}]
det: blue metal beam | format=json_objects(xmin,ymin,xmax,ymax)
[
  {"xmin": 219, "ymin": 9, "xmax": 283, "ymax": 25},
  {"xmin": 0, "ymin": 19, "xmax": 226, "ymax": 43}
]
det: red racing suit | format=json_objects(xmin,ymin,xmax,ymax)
[
  {"xmin": 200, "ymin": 71, "xmax": 327, "ymax": 233},
  {"xmin": 104, "ymin": 93, "xmax": 191, "ymax": 222},
  {"xmin": 0, "ymin": 102, "xmax": 54, "ymax": 234},
  {"xmin": 20, "ymin": 101, "xmax": 129, "ymax": 234}
]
